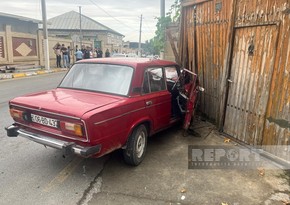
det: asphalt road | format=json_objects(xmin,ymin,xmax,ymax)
[
  {"xmin": 1, "ymin": 73, "xmax": 288, "ymax": 205},
  {"xmin": 0, "ymin": 73, "xmax": 107, "ymax": 205}
]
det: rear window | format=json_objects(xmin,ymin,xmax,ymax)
[{"xmin": 59, "ymin": 63, "xmax": 133, "ymax": 96}]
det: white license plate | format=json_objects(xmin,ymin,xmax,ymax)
[{"xmin": 31, "ymin": 114, "xmax": 58, "ymax": 128}]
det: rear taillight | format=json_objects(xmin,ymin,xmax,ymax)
[
  {"xmin": 10, "ymin": 109, "xmax": 24, "ymax": 120},
  {"xmin": 60, "ymin": 121, "xmax": 84, "ymax": 137}
]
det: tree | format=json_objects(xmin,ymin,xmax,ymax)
[
  {"xmin": 143, "ymin": 40, "xmax": 156, "ymax": 55},
  {"xmin": 169, "ymin": 0, "xmax": 181, "ymax": 22},
  {"xmin": 152, "ymin": 0, "xmax": 181, "ymax": 55}
]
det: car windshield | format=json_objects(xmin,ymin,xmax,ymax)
[{"xmin": 59, "ymin": 63, "xmax": 133, "ymax": 96}]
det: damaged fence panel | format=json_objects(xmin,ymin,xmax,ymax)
[{"xmin": 180, "ymin": 0, "xmax": 290, "ymax": 161}]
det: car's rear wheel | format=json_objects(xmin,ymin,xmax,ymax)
[{"xmin": 123, "ymin": 124, "xmax": 148, "ymax": 166}]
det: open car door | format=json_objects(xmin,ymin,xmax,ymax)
[{"xmin": 181, "ymin": 69, "xmax": 200, "ymax": 132}]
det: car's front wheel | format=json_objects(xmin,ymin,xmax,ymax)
[{"xmin": 123, "ymin": 124, "xmax": 148, "ymax": 166}]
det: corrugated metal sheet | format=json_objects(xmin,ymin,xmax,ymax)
[
  {"xmin": 47, "ymin": 11, "xmax": 123, "ymax": 36},
  {"xmin": 233, "ymin": 0, "xmax": 289, "ymax": 159},
  {"xmin": 181, "ymin": 0, "xmax": 233, "ymax": 122},
  {"xmin": 0, "ymin": 12, "xmax": 41, "ymax": 23},
  {"xmin": 180, "ymin": 0, "xmax": 290, "ymax": 160},
  {"xmin": 224, "ymin": 25, "xmax": 279, "ymax": 145}
]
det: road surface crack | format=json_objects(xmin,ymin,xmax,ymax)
[{"xmin": 77, "ymin": 156, "xmax": 111, "ymax": 205}]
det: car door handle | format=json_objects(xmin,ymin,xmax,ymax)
[{"xmin": 146, "ymin": 101, "xmax": 153, "ymax": 106}]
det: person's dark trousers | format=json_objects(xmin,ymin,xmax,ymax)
[{"xmin": 56, "ymin": 55, "xmax": 61, "ymax": 68}]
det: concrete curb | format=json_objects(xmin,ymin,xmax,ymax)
[
  {"xmin": 0, "ymin": 73, "xmax": 13, "ymax": 79},
  {"xmin": 0, "ymin": 68, "xmax": 68, "ymax": 80},
  {"xmin": 13, "ymin": 73, "xmax": 27, "ymax": 78}
]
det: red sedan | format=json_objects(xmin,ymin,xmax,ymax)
[{"xmin": 6, "ymin": 58, "xmax": 199, "ymax": 166}]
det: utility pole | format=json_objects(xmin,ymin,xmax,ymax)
[
  {"xmin": 160, "ymin": 0, "xmax": 165, "ymax": 18},
  {"xmin": 41, "ymin": 0, "xmax": 50, "ymax": 70},
  {"xmin": 79, "ymin": 6, "xmax": 82, "ymax": 48},
  {"xmin": 138, "ymin": 14, "xmax": 143, "ymax": 57},
  {"xmin": 160, "ymin": 0, "xmax": 165, "ymax": 59}
]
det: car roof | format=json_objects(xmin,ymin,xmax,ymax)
[{"xmin": 76, "ymin": 58, "xmax": 178, "ymax": 69}]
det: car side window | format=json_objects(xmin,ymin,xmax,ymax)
[
  {"xmin": 142, "ymin": 67, "xmax": 166, "ymax": 94},
  {"xmin": 165, "ymin": 66, "xmax": 178, "ymax": 81}
]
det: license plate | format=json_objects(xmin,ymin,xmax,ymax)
[{"xmin": 31, "ymin": 114, "xmax": 58, "ymax": 128}]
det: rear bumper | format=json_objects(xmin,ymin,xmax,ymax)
[{"xmin": 5, "ymin": 124, "xmax": 101, "ymax": 157}]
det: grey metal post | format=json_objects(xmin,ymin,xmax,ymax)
[
  {"xmin": 41, "ymin": 0, "xmax": 50, "ymax": 70},
  {"xmin": 79, "ymin": 6, "xmax": 82, "ymax": 48},
  {"xmin": 138, "ymin": 14, "xmax": 143, "ymax": 57},
  {"xmin": 160, "ymin": 0, "xmax": 165, "ymax": 59}
]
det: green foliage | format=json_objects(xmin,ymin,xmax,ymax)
[
  {"xmin": 143, "ymin": 39, "xmax": 156, "ymax": 55},
  {"xmin": 154, "ymin": 16, "xmax": 172, "ymax": 53},
  {"xmin": 146, "ymin": 0, "xmax": 181, "ymax": 55},
  {"xmin": 169, "ymin": 0, "xmax": 181, "ymax": 22}
]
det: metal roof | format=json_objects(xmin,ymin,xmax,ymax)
[
  {"xmin": 47, "ymin": 11, "xmax": 124, "ymax": 36},
  {"xmin": 0, "ymin": 12, "xmax": 41, "ymax": 24}
]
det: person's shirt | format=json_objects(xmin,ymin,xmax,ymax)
[
  {"xmin": 54, "ymin": 47, "xmax": 61, "ymax": 56},
  {"xmin": 75, "ymin": 50, "xmax": 83, "ymax": 59},
  {"xmin": 62, "ymin": 47, "xmax": 68, "ymax": 55},
  {"xmin": 67, "ymin": 47, "xmax": 71, "ymax": 55}
]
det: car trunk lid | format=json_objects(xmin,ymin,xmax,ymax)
[{"xmin": 10, "ymin": 88, "xmax": 123, "ymax": 118}]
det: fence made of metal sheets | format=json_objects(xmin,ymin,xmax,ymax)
[{"xmin": 180, "ymin": 0, "xmax": 290, "ymax": 161}]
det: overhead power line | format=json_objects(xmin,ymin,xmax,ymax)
[{"xmin": 88, "ymin": 0, "xmax": 135, "ymax": 31}]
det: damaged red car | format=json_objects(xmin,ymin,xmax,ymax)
[{"xmin": 5, "ymin": 58, "xmax": 199, "ymax": 166}]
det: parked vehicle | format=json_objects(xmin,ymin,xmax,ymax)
[
  {"xmin": 111, "ymin": 53, "xmax": 127, "ymax": 58},
  {"xmin": 5, "ymin": 58, "xmax": 200, "ymax": 166}
]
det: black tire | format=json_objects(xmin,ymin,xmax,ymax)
[{"xmin": 123, "ymin": 124, "xmax": 148, "ymax": 166}]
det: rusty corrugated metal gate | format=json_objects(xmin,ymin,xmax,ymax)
[
  {"xmin": 179, "ymin": 0, "xmax": 289, "ymax": 160},
  {"xmin": 224, "ymin": 25, "xmax": 279, "ymax": 145}
]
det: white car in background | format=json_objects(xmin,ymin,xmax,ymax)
[
  {"xmin": 146, "ymin": 55, "xmax": 159, "ymax": 59},
  {"xmin": 127, "ymin": 53, "xmax": 138, "ymax": 58},
  {"xmin": 111, "ymin": 53, "xmax": 127, "ymax": 58}
]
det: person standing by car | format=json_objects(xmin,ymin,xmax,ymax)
[
  {"xmin": 75, "ymin": 49, "xmax": 83, "ymax": 61},
  {"xmin": 53, "ymin": 43, "xmax": 62, "ymax": 68}
]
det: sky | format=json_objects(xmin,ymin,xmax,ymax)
[{"xmin": 0, "ymin": 0, "xmax": 176, "ymax": 42}]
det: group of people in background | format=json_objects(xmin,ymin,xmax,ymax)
[
  {"xmin": 54, "ymin": 43, "xmax": 111, "ymax": 68},
  {"xmin": 53, "ymin": 43, "xmax": 72, "ymax": 68}
]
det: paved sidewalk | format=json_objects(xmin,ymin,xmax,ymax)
[
  {"xmin": 0, "ymin": 68, "xmax": 68, "ymax": 80},
  {"xmin": 87, "ymin": 119, "xmax": 290, "ymax": 205}
]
